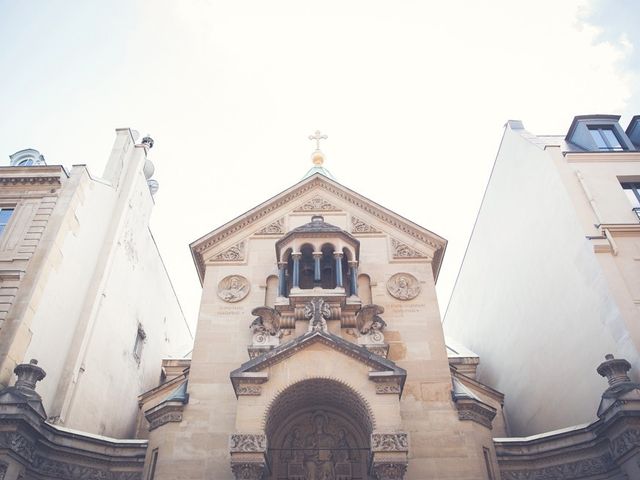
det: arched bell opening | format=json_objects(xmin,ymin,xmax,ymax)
[
  {"xmin": 299, "ymin": 244, "xmax": 316, "ymax": 290},
  {"xmin": 320, "ymin": 243, "xmax": 337, "ymax": 289},
  {"xmin": 265, "ymin": 378, "xmax": 374, "ymax": 480}
]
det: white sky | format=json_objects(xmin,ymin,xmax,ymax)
[{"xmin": 0, "ymin": 0, "xmax": 637, "ymax": 330}]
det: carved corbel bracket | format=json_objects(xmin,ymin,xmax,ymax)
[
  {"xmin": 370, "ymin": 432, "xmax": 409, "ymax": 480},
  {"xmin": 145, "ymin": 401, "xmax": 185, "ymax": 431},
  {"xmin": 230, "ymin": 434, "xmax": 269, "ymax": 480},
  {"xmin": 454, "ymin": 397, "xmax": 497, "ymax": 429},
  {"xmin": 369, "ymin": 371, "xmax": 404, "ymax": 395},
  {"xmin": 231, "ymin": 372, "xmax": 269, "ymax": 397}
]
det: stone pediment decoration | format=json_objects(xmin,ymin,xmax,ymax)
[
  {"xmin": 351, "ymin": 216, "xmax": 382, "ymax": 234},
  {"xmin": 391, "ymin": 238, "xmax": 428, "ymax": 259},
  {"xmin": 212, "ymin": 240, "xmax": 246, "ymax": 262},
  {"xmin": 190, "ymin": 175, "xmax": 447, "ymax": 285},
  {"xmin": 255, "ymin": 218, "xmax": 285, "ymax": 235},
  {"xmin": 305, "ymin": 298, "xmax": 331, "ymax": 333},
  {"xmin": 356, "ymin": 304, "xmax": 389, "ymax": 358},
  {"xmin": 386, "ymin": 273, "xmax": 420, "ymax": 301},
  {"xmin": 295, "ymin": 196, "xmax": 340, "ymax": 212},
  {"xmin": 230, "ymin": 330, "xmax": 406, "ymax": 398},
  {"xmin": 218, "ymin": 275, "xmax": 250, "ymax": 303}
]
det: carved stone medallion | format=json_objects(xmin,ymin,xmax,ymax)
[
  {"xmin": 386, "ymin": 273, "xmax": 420, "ymax": 301},
  {"xmin": 218, "ymin": 275, "xmax": 250, "ymax": 303}
]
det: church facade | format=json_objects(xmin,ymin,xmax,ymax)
[{"xmin": 138, "ymin": 147, "xmax": 506, "ymax": 479}]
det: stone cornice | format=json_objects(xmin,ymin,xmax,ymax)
[
  {"xmin": 564, "ymin": 151, "xmax": 640, "ymax": 162},
  {"xmin": 190, "ymin": 174, "xmax": 447, "ymax": 284}
]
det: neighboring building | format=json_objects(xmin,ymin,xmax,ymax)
[
  {"xmin": 444, "ymin": 115, "xmax": 640, "ymax": 436},
  {"xmin": 0, "ymin": 130, "xmax": 192, "ymax": 439}
]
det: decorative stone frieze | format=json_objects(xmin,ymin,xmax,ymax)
[
  {"xmin": 218, "ymin": 275, "xmax": 250, "ymax": 303},
  {"xmin": 371, "ymin": 462, "xmax": 408, "ymax": 480},
  {"xmin": 295, "ymin": 196, "xmax": 339, "ymax": 211},
  {"xmin": 374, "ymin": 382, "xmax": 401, "ymax": 394},
  {"xmin": 500, "ymin": 453, "xmax": 613, "ymax": 480},
  {"xmin": 255, "ymin": 219, "xmax": 285, "ymax": 235},
  {"xmin": 610, "ymin": 427, "xmax": 640, "ymax": 459},
  {"xmin": 386, "ymin": 273, "xmax": 420, "ymax": 301},
  {"xmin": 229, "ymin": 434, "xmax": 267, "ymax": 453},
  {"xmin": 230, "ymin": 462, "xmax": 268, "ymax": 480},
  {"xmin": 371, "ymin": 433, "xmax": 408, "ymax": 452},
  {"xmin": 366, "ymin": 344, "xmax": 390, "ymax": 359},
  {"xmin": 455, "ymin": 398, "xmax": 497, "ymax": 429},
  {"xmin": 236, "ymin": 384, "xmax": 262, "ymax": 396},
  {"xmin": 391, "ymin": 238, "xmax": 427, "ymax": 259},
  {"xmin": 0, "ymin": 432, "xmax": 36, "ymax": 462},
  {"xmin": 146, "ymin": 404, "xmax": 184, "ymax": 431},
  {"xmin": 212, "ymin": 240, "xmax": 246, "ymax": 262},
  {"xmin": 351, "ymin": 216, "xmax": 381, "ymax": 233}
]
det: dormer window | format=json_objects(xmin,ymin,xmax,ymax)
[{"xmin": 588, "ymin": 126, "xmax": 625, "ymax": 151}]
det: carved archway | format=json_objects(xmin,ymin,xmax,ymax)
[{"xmin": 265, "ymin": 378, "xmax": 374, "ymax": 480}]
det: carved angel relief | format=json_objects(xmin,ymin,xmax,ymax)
[
  {"xmin": 255, "ymin": 219, "xmax": 285, "ymax": 235},
  {"xmin": 351, "ymin": 216, "xmax": 381, "ymax": 234},
  {"xmin": 295, "ymin": 196, "xmax": 339, "ymax": 212},
  {"xmin": 391, "ymin": 238, "xmax": 427, "ymax": 259}
]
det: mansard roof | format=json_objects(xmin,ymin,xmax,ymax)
[{"xmin": 190, "ymin": 173, "xmax": 447, "ymax": 284}]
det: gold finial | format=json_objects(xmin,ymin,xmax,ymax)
[{"xmin": 308, "ymin": 130, "xmax": 327, "ymax": 165}]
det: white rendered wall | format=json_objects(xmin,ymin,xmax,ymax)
[
  {"xmin": 24, "ymin": 131, "xmax": 192, "ymax": 438},
  {"xmin": 443, "ymin": 126, "xmax": 633, "ymax": 436}
]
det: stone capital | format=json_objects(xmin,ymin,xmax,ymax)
[
  {"xmin": 371, "ymin": 462, "xmax": 408, "ymax": 480},
  {"xmin": 333, "ymin": 251, "xmax": 344, "ymax": 259}
]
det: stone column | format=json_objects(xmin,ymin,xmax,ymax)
[
  {"xmin": 313, "ymin": 252, "xmax": 322, "ymax": 284},
  {"xmin": 292, "ymin": 252, "xmax": 301, "ymax": 289},
  {"xmin": 349, "ymin": 260, "xmax": 358, "ymax": 296},
  {"xmin": 334, "ymin": 252, "xmax": 344, "ymax": 288},
  {"xmin": 277, "ymin": 262, "xmax": 287, "ymax": 297}
]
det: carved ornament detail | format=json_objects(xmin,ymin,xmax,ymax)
[
  {"xmin": 372, "ymin": 462, "xmax": 408, "ymax": 480},
  {"xmin": 375, "ymin": 382, "xmax": 401, "ymax": 394},
  {"xmin": 213, "ymin": 241, "xmax": 246, "ymax": 262},
  {"xmin": 500, "ymin": 453, "xmax": 613, "ymax": 480},
  {"xmin": 356, "ymin": 304, "xmax": 386, "ymax": 345},
  {"xmin": 237, "ymin": 384, "xmax": 262, "ymax": 396},
  {"xmin": 305, "ymin": 298, "xmax": 331, "ymax": 333},
  {"xmin": 250, "ymin": 306, "xmax": 282, "ymax": 347},
  {"xmin": 256, "ymin": 219, "xmax": 285, "ymax": 235},
  {"xmin": 218, "ymin": 275, "xmax": 250, "ymax": 303},
  {"xmin": 0, "ymin": 463, "xmax": 6, "ymax": 480},
  {"xmin": 371, "ymin": 433, "xmax": 408, "ymax": 452},
  {"xmin": 391, "ymin": 238, "xmax": 427, "ymax": 259},
  {"xmin": 386, "ymin": 273, "xmax": 420, "ymax": 301},
  {"xmin": 610, "ymin": 427, "xmax": 640, "ymax": 459},
  {"xmin": 0, "ymin": 432, "xmax": 36, "ymax": 462},
  {"xmin": 230, "ymin": 434, "xmax": 267, "ymax": 453},
  {"xmin": 351, "ymin": 216, "xmax": 381, "ymax": 233},
  {"xmin": 295, "ymin": 196, "xmax": 339, "ymax": 211},
  {"xmin": 231, "ymin": 462, "xmax": 267, "ymax": 480}
]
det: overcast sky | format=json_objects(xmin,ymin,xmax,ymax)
[{"xmin": 1, "ymin": 0, "xmax": 638, "ymax": 329}]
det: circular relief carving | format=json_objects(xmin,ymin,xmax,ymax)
[
  {"xmin": 386, "ymin": 273, "xmax": 420, "ymax": 301},
  {"xmin": 217, "ymin": 275, "xmax": 250, "ymax": 303}
]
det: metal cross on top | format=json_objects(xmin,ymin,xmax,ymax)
[{"xmin": 309, "ymin": 130, "xmax": 328, "ymax": 150}]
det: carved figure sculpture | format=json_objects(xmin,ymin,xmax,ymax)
[
  {"xmin": 218, "ymin": 275, "xmax": 250, "ymax": 303},
  {"xmin": 305, "ymin": 298, "xmax": 331, "ymax": 333},
  {"xmin": 304, "ymin": 412, "xmax": 336, "ymax": 480},
  {"xmin": 356, "ymin": 304, "xmax": 386, "ymax": 345},
  {"xmin": 249, "ymin": 306, "xmax": 282, "ymax": 347},
  {"xmin": 386, "ymin": 273, "xmax": 420, "ymax": 301}
]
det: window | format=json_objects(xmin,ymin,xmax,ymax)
[
  {"xmin": 0, "ymin": 208, "xmax": 14, "ymax": 237},
  {"xmin": 483, "ymin": 447, "xmax": 495, "ymax": 480},
  {"xmin": 147, "ymin": 448, "xmax": 159, "ymax": 480},
  {"xmin": 621, "ymin": 182, "xmax": 640, "ymax": 220},
  {"xmin": 588, "ymin": 126, "xmax": 625, "ymax": 151},
  {"xmin": 17, "ymin": 158, "xmax": 34, "ymax": 166},
  {"xmin": 133, "ymin": 325, "xmax": 146, "ymax": 363}
]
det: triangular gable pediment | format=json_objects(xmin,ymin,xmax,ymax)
[
  {"xmin": 190, "ymin": 174, "xmax": 447, "ymax": 284},
  {"xmin": 229, "ymin": 330, "xmax": 406, "ymax": 397}
]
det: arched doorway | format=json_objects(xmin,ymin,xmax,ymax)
[{"xmin": 265, "ymin": 378, "xmax": 374, "ymax": 480}]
